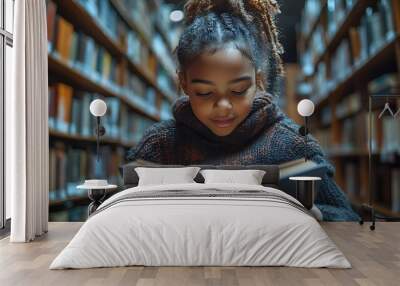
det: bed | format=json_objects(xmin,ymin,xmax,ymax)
[{"xmin": 50, "ymin": 164, "xmax": 350, "ymax": 269}]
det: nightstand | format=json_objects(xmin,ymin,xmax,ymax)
[
  {"xmin": 289, "ymin": 176, "xmax": 321, "ymax": 210},
  {"xmin": 77, "ymin": 180, "xmax": 117, "ymax": 216}
]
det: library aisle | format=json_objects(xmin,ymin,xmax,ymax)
[
  {"xmin": 46, "ymin": 0, "xmax": 180, "ymax": 221},
  {"xmin": 297, "ymin": 0, "xmax": 400, "ymax": 218},
  {"xmin": 46, "ymin": 0, "xmax": 400, "ymax": 221}
]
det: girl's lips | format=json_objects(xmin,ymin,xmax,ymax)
[{"xmin": 211, "ymin": 117, "xmax": 235, "ymax": 128}]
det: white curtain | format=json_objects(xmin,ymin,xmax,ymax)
[{"xmin": 7, "ymin": 0, "xmax": 49, "ymax": 242}]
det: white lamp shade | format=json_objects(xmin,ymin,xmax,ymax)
[
  {"xmin": 297, "ymin": 99, "xmax": 315, "ymax": 117},
  {"xmin": 89, "ymin": 99, "xmax": 107, "ymax": 117},
  {"xmin": 169, "ymin": 10, "xmax": 184, "ymax": 22}
]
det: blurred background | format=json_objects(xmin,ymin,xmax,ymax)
[{"xmin": 46, "ymin": 0, "xmax": 400, "ymax": 221}]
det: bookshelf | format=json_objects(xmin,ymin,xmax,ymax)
[
  {"xmin": 46, "ymin": 0, "xmax": 179, "ymax": 220},
  {"xmin": 297, "ymin": 0, "xmax": 400, "ymax": 217}
]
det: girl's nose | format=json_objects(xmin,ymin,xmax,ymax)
[{"xmin": 215, "ymin": 97, "xmax": 233, "ymax": 110}]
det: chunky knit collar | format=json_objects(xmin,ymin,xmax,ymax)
[{"xmin": 172, "ymin": 91, "xmax": 284, "ymax": 146}]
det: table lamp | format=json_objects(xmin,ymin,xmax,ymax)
[
  {"xmin": 89, "ymin": 99, "xmax": 107, "ymax": 162},
  {"xmin": 297, "ymin": 99, "xmax": 315, "ymax": 161},
  {"xmin": 78, "ymin": 99, "xmax": 117, "ymax": 216}
]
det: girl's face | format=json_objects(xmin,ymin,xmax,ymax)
[{"xmin": 179, "ymin": 46, "xmax": 262, "ymax": 137}]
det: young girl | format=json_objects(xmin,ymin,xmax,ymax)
[{"xmin": 127, "ymin": 0, "xmax": 359, "ymax": 221}]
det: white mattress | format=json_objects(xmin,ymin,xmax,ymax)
[{"xmin": 50, "ymin": 183, "xmax": 351, "ymax": 269}]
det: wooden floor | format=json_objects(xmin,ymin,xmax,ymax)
[{"xmin": 0, "ymin": 222, "xmax": 399, "ymax": 286}]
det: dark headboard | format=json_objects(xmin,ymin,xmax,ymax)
[{"xmin": 120, "ymin": 162, "xmax": 280, "ymax": 188}]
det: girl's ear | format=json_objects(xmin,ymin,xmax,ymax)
[
  {"xmin": 256, "ymin": 70, "xmax": 265, "ymax": 91},
  {"xmin": 178, "ymin": 71, "xmax": 189, "ymax": 95}
]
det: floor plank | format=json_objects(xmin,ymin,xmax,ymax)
[{"xmin": 0, "ymin": 222, "xmax": 399, "ymax": 286}]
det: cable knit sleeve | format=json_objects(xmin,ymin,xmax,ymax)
[
  {"xmin": 126, "ymin": 129, "xmax": 162, "ymax": 163},
  {"xmin": 126, "ymin": 120, "xmax": 177, "ymax": 163},
  {"xmin": 278, "ymin": 117, "xmax": 360, "ymax": 221}
]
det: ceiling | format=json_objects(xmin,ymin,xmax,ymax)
[{"xmin": 163, "ymin": 0, "xmax": 305, "ymax": 63}]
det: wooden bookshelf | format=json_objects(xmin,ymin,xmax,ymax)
[
  {"xmin": 109, "ymin": 0, "xmax": 176, "ymax": 80},
  {"xmin": 301, "ymin": 0, "xmax": 328, "ymax": 52},
  {"xmin": 298, "ymin": 0, "xmax": 400, "ymax": 217},
  {"xmin": 53, "ymin": 0, "xmax": 175, "ymax": 104},
  {"xmin": 47, "ymin": 0, "xmax": 178, "ymax": 219},
  {"xmin": 315, "ymin": 35, "xmax": 399, "ymax": 109},
  {"xmin": 48, "ymin": 53, "xmax": 160, "ymax": 121},
  {"xmin": 309, "ymin": 0, "xmax": 373, "ymax": 77},
  {"xmin": 49, "ymin": 129, "xmax": 136, "ymax": 148},
  {"xmin": 49, "ymin": 188, "xmax": 120, "ymax": 208}
]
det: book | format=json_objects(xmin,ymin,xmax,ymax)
[
  {"xmin": 48, "ymin": 84, "xmax": 58, "ymax": 129},
  {"xmin": 392, "ymin": 169, "xmax": 400, "ymax": 212},
  {"xmin": 56, "ymin": 83, "xmax": 73, "ymax": 133},
  {"xmin": 349, "ymin": 27, "xmax": 361, "ymax": 62},
  {"xmin": 56, "ymin": 17, "xmax": 74, "ymax": 61},
  {"xmin": 279, "ymin": 158, "xmax": 328, "ymax": 198},
  {"xmin": 49, "ymin": 143, "xmax": 125, "ymax": 203},
  {"xmin": 46, "ymin": 0, "xmax": 57, "ymax": 51}
]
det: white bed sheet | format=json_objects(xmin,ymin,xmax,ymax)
[{"xmin": 50, "ymin": 183, "xmax": 350, "ymax": 269}]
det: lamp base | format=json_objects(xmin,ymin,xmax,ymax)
[{"xmin": 87, "ymin": 189, "xmax": 106, "ymax": 216}]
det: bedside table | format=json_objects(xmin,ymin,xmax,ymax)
[
  {"xmin": 289, "ymin": 176, "xmax": 321, "ymax": 210},
  {"xmin": 77, "ymin": 180, "xmax": 117, "ymax": 216}
]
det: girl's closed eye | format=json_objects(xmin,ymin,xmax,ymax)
[
  {"xmin": 195, "ymin": 91, "xmax": 213, "ymax": 97},
  {"xmin": 230, "ymin": 83, "xmax": 252, "ymax": 96},
  {"xmin": 231, "ymin": 86, "xmax": 250, "ymax": 96}
]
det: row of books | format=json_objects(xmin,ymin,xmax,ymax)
[
  {"xmin": 49, "ymin": 205, "xmax": 87, "ymax": 222},
  {"xmin": 350, "ymin": 1, "xmax": 397, "ymax": 66},
  {"xmin": 47, "ymin": 8, "xmax": 123, "ymax": 86},
  {"xmin": 49, "ymin": 142, "xmax": 125, "ymax": 201},
  {"xmin": 49, "ymin": 46, "xmax": 167, "ymax": 116},
  {"xmin": 152, "ymin": 33, "xmax": 177, "ymax": 78},
  {"xmin": 299, "ymin": 0, "xmax": 323, "ymax": 38},
  {"xmin": 153, "ymin": 3, "xmax": 179, "ymax": 48},
  {"xmin": 120, "ymin": 0, "xmax": 153, "ymax": 38},
  {"xmin": 300, "ymin": 0, "xmax": 355, "ymax": 75},
  {"xmin": 126, "ymin": 29, "xmax": 152, "ymax": 73},
  {"xmin": 76, "ymin": 0, "xmax": 120, "ymax": 43},
  {"xmin": 317, "ymin": 74, "xmax": 397, "ymax": 127},
  {"xmin": 341, "ymin": 161, "xmax": 400, "ymax": 212},
  {"xmin": 368, "ymin": 73, "xmax": 400, "ymax": 94},
  {"xmin": 160, "ymin": 99, "xmax": 173, "ymax": 120},
  {"xmin": 315, "ymin": 90, "xmax": 360, "ymax": 129},
  {"xmin": 368, "ymin": 74, "xmax": 400, "ymax": 155},
  {"xmin": 76, "ymin": 0, "xmax": 152, "ymax": 50},
  {"xmin": 303, "ymin": 0, "xmax": 398, "ymax": 96},
  {"xmin": 48, "ymin": 83, "xmax": 156, "ymax": 144},
  {"xmin": 372, "ymin": 165, "xmax": 400, "ymax": 212},
  {"xmin": 335, "ymin": 92, "xmax": 362, "ymax": 119},
  {"xmin": 47, "ymin": 0, "xmax": 177, "ymax": 90},
  {"xmin": 76, "ymin": 0, "xmax": 177, "ymax": 81},
  {"xmin": 320, "ymin": 105, "xmax": 332, "ymax": 126},
  {"xmin": 313, "ymin": 128, "xmax": 331, "ymax": 154},
  {"xmin": 326, "ymin": 0, "xmax": 357, "ymax": 37},
  {"xmin": 308, "ymin": 25, "xmax": 325, "ymax": 68},
  {"xmin": 313, "ymin": 113, "xmax": 372, "ymax": 154},
  {"xmin": 123, "ymin": 70, "xmax": 160, "ymax": 108},
  {"xmin": 157, "ymin": 66, "xmax": 177, "ymax": 97},
  {"xmin": 314, "ymin": 107, "xmax": 400, "ymax": 156},
  {"xmin": 343, "ymin": 160, "xmax": 362, "ymax": 199}
]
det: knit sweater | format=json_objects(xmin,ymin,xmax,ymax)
[{"xmin": 127, "ymin": 92, "xmax": 359, "ymax": 221}]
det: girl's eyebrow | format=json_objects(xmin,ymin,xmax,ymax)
[
  {"xmin": 191, "ymin": 76, "xmax": 252, "ymax": 85},
  {"xmin": 228, "ymin": 76, "xmax": 252, "ymax": 84},
  {"xmin": 191, "ymin": 79, "xmax": 215, "ymax": 85}
]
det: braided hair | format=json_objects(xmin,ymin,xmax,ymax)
[{"xmin": 175, "ymin": 0, "xmax": 285, "ymax": 95}]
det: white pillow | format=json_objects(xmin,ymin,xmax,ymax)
[
  {"xmin": 135, "ymin": 167, "xmax": 201, "ymax": 186},
  {"xmin": 200, "ymin": 169, "xmax": 266, "ymax": 185}
]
